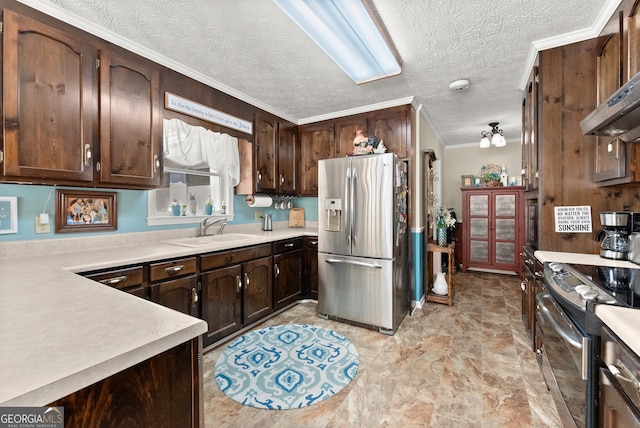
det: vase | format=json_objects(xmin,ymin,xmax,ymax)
[
  {"xmin": 204, "ymin": 204, "xmax": 213, "ymax": 215},
  {"xmin": 432, "ymin": 272, "xmax": 448, "ymax": 295},
  {"xmin": 171, "ymin": 205, "xmax": 181, "ymax": 216},
  {"xmin": 436, "ymin": 227, "xmax": 447, "ymax": 246}
]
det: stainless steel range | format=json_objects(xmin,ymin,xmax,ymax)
[{"xmin": 537, "ymin": 261, "xmax": 640, "ymax": 428}]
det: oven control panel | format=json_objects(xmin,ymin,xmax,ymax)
[{"xmin": 546, "ymin": 262, "xmax": 618, "ymax": 310}]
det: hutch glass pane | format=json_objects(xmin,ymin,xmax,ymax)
[
  {"xmin": 495, "ymin": 194, "xmax": 516, "ymax": 216},
  {"xmin": 470, "ymin": 218, "xmax": 488, "ymax": 239},
  {"xmin": 469, "ymin": 241, "xmax": 488, "ymax": 262},
  {"xmin": 495, "ymin": 218, "xmax": 516, "ymax": 240},
  {"xmin": 469, "ymin": 195, "xmax": 488, "ymax": 216}
]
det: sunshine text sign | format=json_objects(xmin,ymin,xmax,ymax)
[{"xmin": 554, "ymin": 205, "xmax": 592, "ymax": 233}]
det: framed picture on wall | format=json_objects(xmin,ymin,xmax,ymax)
[
  {"xmin": 0, "ymin": 196, "xmax": 18, "ymax": 234},
  {"xmin": 461, "ymin": 175, "xmax": 474, "ymax": 188},
  {"xmin": 55, "ymin": 190, "xmax": 117, "ymax": 233}
]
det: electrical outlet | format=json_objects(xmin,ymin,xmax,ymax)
[
  {"xmin": 255, "ymin": 210, "xmax": 263, "ymax": 221},
  {"xmin": 35, "ymin": 216, "xmax": 51, "ymax": 234}
]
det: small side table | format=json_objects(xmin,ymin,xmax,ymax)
[{"xmin": 425, "ymin": 241, "xmax": 455, "ymax": 306}]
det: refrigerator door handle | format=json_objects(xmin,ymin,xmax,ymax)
[
  {"xmin": 351, "ymin": 167, "xmax": 357, "ymax": 244},
  {"xmin": 345, "ymin": 167, "xmax": 352, "ymax": 246},
  {"xmin": 324, "ymin": 258, "xmax": 383, "ymax": 269}
]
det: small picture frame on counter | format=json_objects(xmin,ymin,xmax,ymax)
[
  {"xmin": 0, "ymin": 196, "xmax": 18, "ymax": 234},
  {"xmin": 461, "ymin": 175, "xmax": 474, "ymax": 188},
  {"xmin": 56, "ymin": 189, "xmax": 118, "ymax": 233}
]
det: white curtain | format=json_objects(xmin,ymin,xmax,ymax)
[{"xmin": 163, "ymin": 118, "xmax": 240, "ymax": 186}]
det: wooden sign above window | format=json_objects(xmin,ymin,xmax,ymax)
[{"xmin": 164, "ymin": 92, "xmax": 253, "ymax": 135}]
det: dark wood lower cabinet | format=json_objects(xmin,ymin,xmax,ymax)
[
  {"xmin": 201, "ymin": 264, "xmax": 243, "ymax": 346},
  {"xmin": 303, "ymin": 237, "xmax": 318, "ymax": 299},
  {"xmin": 242, "ymin": 256, "xmax": 273, "ymax": 324},
  {"xmin": 49, "ymin": 338, "xmax": 201, "ymax": 428}
]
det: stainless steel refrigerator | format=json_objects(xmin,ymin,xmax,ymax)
[{"xmin": 317, "ymin": 153, "xmax": 409, "ymax": 334}]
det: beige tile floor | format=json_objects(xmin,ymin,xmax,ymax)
[{"xmin": 202, "ymin": 271, "xmax": 562, "ymax": 427}]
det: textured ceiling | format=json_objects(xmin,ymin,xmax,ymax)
[{"xmin": 23, "ymin": 0, "xmax": 615, "ymax": 146}]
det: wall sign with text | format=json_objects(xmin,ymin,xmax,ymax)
[
  {"xmin": 164, "ymin": 92, "xmax": 253, "ymax": 135},
  {"xmin": 554, "ymin": 205, "xmax": 592, "ymax": 233}
]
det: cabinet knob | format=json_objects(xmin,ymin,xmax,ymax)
[
  {"xmin": 84, "ymin": 144, "xmax": 92, "ymax": 167},
  {"xmin": 285, "ymin": 243, "xmax": 294, "ymax": 247},
  {"xmin": 274, "ymin": 263, "xmax": 280, "ymax": 278},
  {"xmin": 280, "ymin": 174, "xmax": 285, "ymax": 184},
  {"xmin": 154, "ymin": 155, "xmax": 160, "ymax": 172},
  {"xmin": 236, "ymin": 275, "xmax": 242, "ymax": 292},
  {"xmin": 244, "ymin": 272, "xmax": 250, "ymax": 288}
]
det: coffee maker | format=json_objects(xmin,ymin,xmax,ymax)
[
  {"xmin": 628, "ymin": 213, "xmax": 640, "ymax": 265},
  {"xmin": 595, "ymin": 211, "xmax": 632, "ymax": 260}
]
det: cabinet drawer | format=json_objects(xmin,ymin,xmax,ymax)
[
  {"xmin": 84, "ymin": 266, "xmax": 145, "ymax": 291},
  {"xmin": 201, "ymin": 244, "xmax": 272, "ymax": 272},
  {"xmin": 150, "ymin": 257, "xmax": 197, "ymax": 282},
  {"xmin": 274, "ymin": 238, "xmax": 304, "ymax": 254}
]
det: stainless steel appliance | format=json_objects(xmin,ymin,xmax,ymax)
[
  {"xmin": 317, "ymin": 153, "xmax": 409, "ymax": 334},
  {"xmin": 581, "ymin": 70, "xmax": 640, "ymax": 142},
  {"xmin": 628, "ymin": 212, "xmax": 640, "ymax": 265},
  {"xmin": 595, "ymin": 211, "xmax": 632, "ymax": 260},
  {"xmin": 538, "ymin": 261, "xmax": 640, "ymax": 428},
  {"xmin": 262, "ymin": 212, "xmax": 273, "ymax": 231}
]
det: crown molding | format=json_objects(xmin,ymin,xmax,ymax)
[
  {"xmin": 297, "ymin": 96, "xmax": 415, "ymax": 125},
  {"xmin": 518, "ymin": 0, "xmax": 624, "ymax": 91}
]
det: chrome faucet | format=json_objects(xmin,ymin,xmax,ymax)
[{"xmin": 199, "ymin": 217, "xmax": 227, "ymax": 236}]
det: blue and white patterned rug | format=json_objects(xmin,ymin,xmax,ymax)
[{"xmin": 214, "ymin": 324, "xmax": 359, "ymax": 410}]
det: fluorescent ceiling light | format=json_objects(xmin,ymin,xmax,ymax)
[{"xmin": 273, "ymin": 0, "xmax": 401, "ymax": 84}]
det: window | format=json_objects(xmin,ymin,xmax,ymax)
[{"xmin": 147, "ymin": 119, "xmax": 240, "ymax": 226}]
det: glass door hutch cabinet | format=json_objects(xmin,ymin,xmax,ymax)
[{"xmin": 461, "ymin": 186, "xmax": 524, "ymax": 274}]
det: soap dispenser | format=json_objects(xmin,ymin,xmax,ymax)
[{"xmin": 262, "ymin": 213, "xmax": 273, "ymax": 231}]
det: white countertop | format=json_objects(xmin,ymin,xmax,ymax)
[
  {"xmin": 0, "ymin": 224, "xmax": 317, "ymax": 406},
  {"xmin": 534, "ymin": 250, "xmax": 640, "ymax": 356}
]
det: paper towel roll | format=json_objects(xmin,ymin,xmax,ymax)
[{"xmin": 247, "ymin": 195, "xmax": 273, "ymax": 208}]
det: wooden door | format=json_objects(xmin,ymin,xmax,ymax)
[
  {"xmin": 150, "ymin": 276, "xmax": 199, "ymax": 317},
  {"xmin": 98, "ymin": 50, "xmax": 162, "ymax": 188},
  {"xmin": 278, "ymin": 120, "xmax": 298, "ymax": 195},
  {"xmin": 2, "ymin": 9, "xmax": 96, "ymax": 182},
  {"xmin": 201, "ymin": 265, "xmax": 242, "ymax": 347},
  {"xmin": 367, "ymin": 106, "xmax": 409, "ymax": 159},
  {"xmin": 334, "ymin": 115, "xmax": 367, "ymax": 158},
  {"xmin": 299, "ymin": 122, "xmax": 334, "ymax": 196},
  {"xmin": 273, "ymin": 250, "xmax": 303, "ymax": 309},
  {"xmin": 597, "ymin": 30, "xmax": 622, "ymax": 105},
  {"xmin": 242, "ymin": 256, "xmax": 273, "ymax": 325},
  {"xmin": 255, "ymin": 112, "xmax": 278, "ymax": 193}
]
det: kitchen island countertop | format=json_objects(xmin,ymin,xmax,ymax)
[
  {"xmin": 534, "ymin": 250, "xmax": 640, "ymax": 356},
  {"xmin": 0, "ymin": 224, "xmax": 317, "ymax": 406}
]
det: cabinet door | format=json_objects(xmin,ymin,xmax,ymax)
[
  {"xmin": 299, "ymin": 123, "xmax": 334, "ymax": 196},
  {"xmin": 629, "ymin": 4, "xmax": 640, "ymax": 78},
  {"xmin": 150, "ymin": 275, "xmax": 199, "ymax": 317},
  {"xmin": 597, "ymin": 31, "xmax": 622, "ymax": 105},
  {"xmin": 255, "ymin": 113, "xmax": 278, "ymax": 193},
  {"xmin": 304, "ymin": 237, "xmax": 318, "ymax": 299},
  {"xmin": 467, "ymin": 193, "xmax": 490, "ymax": 265},
  {"xmin": 522, "ymin": 67, "xmax": 539, "ymax": 190},
  {"xmin": 367, "ymin": 106, "xmax": 409, "ymax": 159},
  {"xmin": 334, "ymin": 116, "xmax": 367, "ymax": 158},
  {"xmin": 273, "ymin": 249, "xmax": 303, "ymax": 309},
  {"xmin": 242, "ymin": 256, "xmax": 273, "ymax": 325},
  {"xmin": 595, "ymin": 137, "xmax": 626, "ymax": 182},
  {"xmin": 2, "ymin": 9, "xmax": 96, "ymax": 182},
  {"xmin": 98, "ymin": 50, "xmax": 162, "ymax": 188},
  {"xmin": 278, "ymin": 121, "xmax": 298, "ymax": 195},
  {"xmin": 201, "ymin": 265, "xmax": 242, "ymax": 347}
]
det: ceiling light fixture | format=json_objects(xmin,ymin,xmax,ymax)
[
  {"xmin": 273, "ymin": 0, "xmax": 401, "ymax": 84},
  {"xmin": 480, "ymin": 122, "xmax": 506, "ymax": 148},
  {"xmin": 449, "ymin": 79, "xmax": 470, "ymax": 91}
]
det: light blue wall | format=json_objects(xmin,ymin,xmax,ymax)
[{"xmin": 0, "ymin": 183, "xmax": 318, "ymax": 242}]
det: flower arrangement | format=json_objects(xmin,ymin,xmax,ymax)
[
  {"xmin": 479, "ymin": 163, "xmax": 502, "ymax": 185},
  {"xmin": 435, "ymin": 206, "xmax": 456, "ymax": 229}
]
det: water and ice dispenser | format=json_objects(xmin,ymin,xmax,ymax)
[{"xmin": 324, "ymin": 198, "xmax": 342, "ymax": 231}]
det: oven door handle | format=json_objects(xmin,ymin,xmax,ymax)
[{"xmin": 536, "ymin": 292, "xmax": 583, "ymax": 349}]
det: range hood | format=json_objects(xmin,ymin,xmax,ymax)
[{"xmin": 581, "ymin": 70, "xmax": 640, "ymax": 142}]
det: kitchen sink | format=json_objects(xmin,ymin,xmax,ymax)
[{"xmin": 164, "ymin": 233, "xmax": 257, "ymax": 247}]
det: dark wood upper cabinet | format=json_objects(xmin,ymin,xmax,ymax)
[
  {"xmin": 299, "ymin": 122, "xmax": 335, "ymax": 196},
  {"xmin": 367, "ymin": 105, "xmax": 409, "ymax": 159},
  {"xmin": 334, "ymin": 115, "xmax": 367, "ymax": 158},
  {"xmin": 522, "ymin": 67, "xmax": 539, "ymax": 191},
  {"xmin": 255, "ymin": 112, "xmax": 297, "ymax": 195},
  {"xmin": 597, "ymin": 32, "xmax": 622, "ymax": 105},
  {"xmin": 98, "ymin": 50, "xmax": 162, "ymax": 188},
  {"xmin": 2, "ymin": 8, "xmax": 97, "ymax": 182}
]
